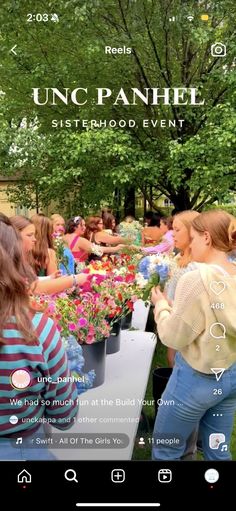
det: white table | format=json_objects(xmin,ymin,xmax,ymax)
[{"xmin": 50, "ymin": 330, "xmax": 156, "ymax": 460}]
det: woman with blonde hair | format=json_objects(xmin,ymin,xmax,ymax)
[
  {"xmin": 151, "ymin": 209, "xmax": 236, "ymax": 461},
  {"xmin": 51, "ymin": 213, "xmax": 66, "ymax": 234},
  {"xmin": 159, "ymin": 210, "xmax": 200, "ymax": 367}
]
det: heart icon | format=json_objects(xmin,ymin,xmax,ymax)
[{"xmin": 210, "ymin": 281, "xmax": 226, "ymax": 296}]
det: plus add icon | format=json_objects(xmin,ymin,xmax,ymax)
[{"xmin": 111, "ymin": 469, "xmax": 125, "ymax": 483}]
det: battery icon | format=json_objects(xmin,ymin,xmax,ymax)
[{"xmin": 201, "ymin": 14, "xmax": 209, "ymax": 21}]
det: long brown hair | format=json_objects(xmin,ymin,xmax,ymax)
[
  {"xmin": 84, "ymin": 216, "xmax": 102, "ymax": 240},
  {"xmin": 192, "ymin": 210, "xmax": 236, "ymax": 252},
  {"xmin": 0, "ymin": 214, "xmax": 37, "ymax": 344},
  {"xmin": 10, "ymin": 215, "xmax": 36, "ymax": 272},
  {"xmin": 103, "ymin": 213, "xmax": 116, "ymax": 232},
  {"xmin": 10, "ymin": 215, "xmax": 33, "ymax": 232},
  {"xmin": 31, "ymin": 214, "xmax": 54, "ymax": 274}
]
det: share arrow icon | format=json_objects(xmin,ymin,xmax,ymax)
[{"xmin": 211, "ymin": 368, "xmax": 225, "ymax": 381}]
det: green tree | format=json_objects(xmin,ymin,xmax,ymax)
[{"xmin": 0, "ymin": 0, "xmax": 236, "ymax": 212}]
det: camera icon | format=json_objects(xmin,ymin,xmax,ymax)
[{"xmin": 211, "ymin": 42, "xmax": 226, "ymax": 57}]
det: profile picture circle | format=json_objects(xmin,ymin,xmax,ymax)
[{"xmin": 10, "ymin": 369, "xmax": 31, "ymax": 390}]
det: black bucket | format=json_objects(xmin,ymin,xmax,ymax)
[
  {"xmin": 82, "ymin": 339, "xmax": 107, "ymax": 387},
  {"xmin": 106, "ymin": 321, "xmax": 121, "ymax": 355},
  {"xmin": 145, "ymin": 305, "xmax": 156, "ymax": 333},
  {"xmin": 121, "ymin": 311, "xmax": 132, "ymax": 330},
  {"xmin": 152, "ymin": 367, "xmax": 172, "ymax": 416}
]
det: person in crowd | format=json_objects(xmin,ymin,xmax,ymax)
[
  {"xmin": 101, "ymin": 206, "xmax": 113, "ymax": 226},
  {"xmin": 142, "ymin": 217, "xmax": 174, "ymax": 254},
  {"xmin": 10, "ymin": 215, "xmax": 88, "ymax": 294},
  {"xmin": 164, "ymin": 210, "xmax": 200, "ymax": 367},
  {"xmin": 0, "ymin": 221, "xmax": 79, "ymax": 460},
  {"xmin": 51, "ymin": 213, "xmax": 66, "ymax": 233},
  {"xmin": 85, "ymin": 216, "xmax": 127, "ymax": 246},
  {"xmin": 103, "ymin": 213, "xmax": 118, "ymax": 235},
  {"xmin": 31, "ymin": 213, "xmax": 57, "ymax": 276},
  {"xmin": 143, "ymin": 211, "xmax": 154, "ymax": 227},
  {"xmin": 64, "ymin": 216, "xmax": 125, "ymax": 263},
  {"xmin": 151, "ymin": 209, "xmax": 236, "ymax": 461},
  {"xmin": 51, "ymin": 213, "xmax": 75, "ymax": 275},
  {"xmin": 142, "ymin": 212, "xmax": 162, "ymax": 245}
]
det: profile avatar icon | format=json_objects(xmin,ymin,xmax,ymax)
[{"xmin": 138, "ymin": 437, "xmax": 145, "ymax": 446}]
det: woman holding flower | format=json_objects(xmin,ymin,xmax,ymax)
[
  {"xmin": 151, "ymin": 210, "xmax": 236, "ymax": 461},
  {"xmin": 64, "ymin": 216, "xmax": 125, "ymax": 263},
  {"xmin": 51, "ymin": 213, "xmax": 75, "ymax": 275}
]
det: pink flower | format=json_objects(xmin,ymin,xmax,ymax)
[
  {"xmin": 76, "ymin": 306, "xmax": 84, "ymax": 314},
  {"xmin": 86, "ymin": 335, "xmax": 95, "ymax": 344},
  {"xmin": 68, "ymin": 322, "xmax": 76, "ymax": 331},
  {"xmin": 80, "ymin": 282, "xmax": 93, "ymax": 292},
  {"xmin": 114, "ymin": 276, "xmax": 123, "ymax": 282},
  {"xmin": 47, "ymin": 303, "xmax": 56, "ymax": 314},
  {"xmin": 93, "ymin": 275, "xmax": 106, "ymax": 285},
  {"xmin": 78, "ymin": 317, "xmax": 88, "ymax": 328}
]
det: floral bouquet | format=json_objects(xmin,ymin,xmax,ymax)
[
  {"xmin": 118, "ymin": 220, "xmax": 143, "ymax": 245},
  {"xmin": 137, "ymin": 255, "xmax": 170, "ymax": 301},
  {"xmin": 81, "ymin": 271, "xmax": 141, "ymax": 326},
  {"xmin": 30, "ymin": 295, "xmax": 97, "ymax": 393},
  {"xmin": 44, "ymin": 293, "xmax": 111, "ymax": 344}
]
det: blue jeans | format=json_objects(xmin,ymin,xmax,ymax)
[
  {"xmin": 0, "ymin": 424, "xmax": 56, "ymax": 461},
  {"xmin": 152, "ymin": 352, "xmax": 236, "ymax": 460}
]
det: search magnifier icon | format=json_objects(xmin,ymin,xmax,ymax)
[{"xmin": 65, "ymin": 469, "xmax": 78, "ymax": 483}]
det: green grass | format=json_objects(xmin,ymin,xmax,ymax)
[{"xmin": 132, "ymin": 337, "xmax": 236, "ymax": 460}]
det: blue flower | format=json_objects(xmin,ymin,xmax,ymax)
[
  {"xmin": 65, "ymin": 335, "xmax": 96, "ymax": 394},
  {"xmin": 138, "ymin": 257, "xmax": 151, "ymax": 279},
  {"xmin": 156, "ymin": 264, "xmax": 169, "ymax": 282}
]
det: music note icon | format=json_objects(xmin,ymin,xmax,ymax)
[
  {"xmin": 16, "ymin": 437, "xmax": 22, "ymax": 445},
  {"xmin": 221, "ymin": 444, "xmax": 228, "ymax": 452}
]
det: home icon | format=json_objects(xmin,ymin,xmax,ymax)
[{"xmin": 17, "ymin": 469, "xmax": 32, "ymax": 484}]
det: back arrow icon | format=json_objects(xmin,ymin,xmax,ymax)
[{"xmin": 10, "ymin": 44, "xmax": 17, "ymax": 55}]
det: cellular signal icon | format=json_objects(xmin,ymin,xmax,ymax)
[{"xmin": 169, "ymin": 16, "xmax": 176, "ymax": 22}]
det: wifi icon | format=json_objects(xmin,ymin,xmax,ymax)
[{"xmin": 187, "ymin": 15, "xmax": 194, "ymax": 21}]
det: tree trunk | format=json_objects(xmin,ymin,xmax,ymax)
[
  {"xmin": 124, "ymin": 187, "xmax": 136, "ymax": 217},
  {"xmin": 171, "ymin": 188, "xmax": 192, "ymax": 212},
  {"xmin": 114, "ymin": 188, "xmax": 121, "ymax": 223}
]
